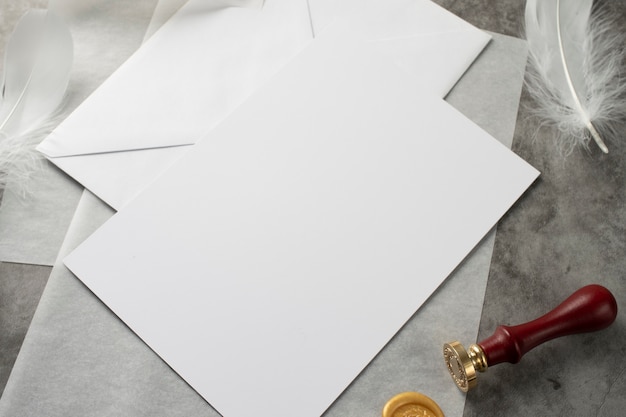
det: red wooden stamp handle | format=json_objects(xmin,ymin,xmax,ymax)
[{"xmin": 478, "ymin": 284, "xmax": 618, "ymax": 366}]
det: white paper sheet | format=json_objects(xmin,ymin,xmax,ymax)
[
  {"xmin": 36, "ymin": 0, "xmax": 490, "ymax": 210},
  {"xmin": 0, "ymin": 31, "xmax": 530, "ymax": 417},
  {"xmin": 65, "ymin": 29, "xmax": 538, "ymax": 417}
]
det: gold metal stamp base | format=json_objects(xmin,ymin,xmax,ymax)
[{"xmin": 443, "ymin": 341, "xmax": 487, "ymax": 392}]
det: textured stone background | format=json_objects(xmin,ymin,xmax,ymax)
[
  {"xmin": 1, "ymin": 1, "xmax": 624, "ymax": 416},
  {"xmin": 433, "ymin": 1, "xmax": 626, "ymax": 415}
]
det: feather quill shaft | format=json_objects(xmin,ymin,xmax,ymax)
[
  {"xmin": 0, "ymin": 9, "xmax": 72, "ymax": 190},
  {"xmin": 525, "ymin": 0, "xmax": 626, "ymax": 155},
  {"xmin": 554, "ymin": 0, "xmax": 607, "ymax": 153}
]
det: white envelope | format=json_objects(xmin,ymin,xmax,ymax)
[
  {"xmin": 36, "ymin": 0, "xmax": 490, "ymax": 210},
  {"xmin": 64, "ymin": 28, "xmax": 538, "ymax": 417}
]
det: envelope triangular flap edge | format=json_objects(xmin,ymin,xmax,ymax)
[
  {"xmin": 34, "ymin": 0, "xmax": 492, "ymax": 211},
  {"xmin": 37, "ymin": 0, "xmax": 314, "ymax": 158}
]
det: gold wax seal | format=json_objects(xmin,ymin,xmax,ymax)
[{"xmin": 382, "ymin": 392, "xmax": 444, "ymax": 417}]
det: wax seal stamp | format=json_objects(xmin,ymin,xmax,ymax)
[
  {"xmin": 443, "ymin": 284, "xmax": 618, "ymax": 392},
  {"xmin": 382, "ymin": 392, "xmax": 444, "ymax": 417}
]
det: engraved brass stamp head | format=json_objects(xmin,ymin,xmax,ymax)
[{"xmin": 443, "ymin": 341, "xmax": 487, "ymax": 392}]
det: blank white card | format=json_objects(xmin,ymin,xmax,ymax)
[{"xmin": 65, "ymin": 29, "xmax": 539, "ymax": 417}]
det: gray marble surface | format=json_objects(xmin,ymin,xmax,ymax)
[
  {"xmin": 438, "ymin": 1, "xmax": 626, "ymax": 416},
  {"xmin": 462, "ymin": 86, "xmax": 626, "ymax": 417},
  {"xmin": 0, "ymin": 1, "xmax": 624, "ymax": 416},
  {"xmin": 0, "ymin": 262, "xmax": 48, "ymax": 391}
]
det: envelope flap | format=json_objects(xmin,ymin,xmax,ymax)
[
  {"xmin": 37, "ymin": 107, "xmax": 196, "ymax": 158},
  {"xmin": 37, "ymin": 0, "xmax": 313, "ymax": 158},
  {"xmin": 49, "ymin": 146, "xmax": 190, "ymax": 210},
  {"xmin": 37, "ymin": 0, "xmax": 492, "ymax": 209}
]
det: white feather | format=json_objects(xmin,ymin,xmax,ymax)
[
  {"xmin": 0, "ymin": 9, "xmax": 73, "ymax": 191},
  {"xmin": 524, "ymin": 0, "xmax": 626, "ymax": 154}
]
